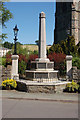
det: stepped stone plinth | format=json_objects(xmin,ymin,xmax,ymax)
[
  {"xmin": 31, "ymin": 61, "xmax": 54, "ymax": 70},
  {"xmin": 26, "ymin": 12, "xmax": 58, "ymax": 82}
]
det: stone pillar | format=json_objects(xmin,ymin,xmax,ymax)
[
  {"xmin": 11, "ymin": 55, "xmax": 19, "ymax": 80},
  {"xmin": 66, "ymin": 55, "xmax": 72, "ymax": 80},
  {"xmin": 36, "ymin": 12, "xmax": 49, "ymax": 62}
]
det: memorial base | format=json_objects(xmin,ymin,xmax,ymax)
[
  {"xmin": 35, "ymin": 58, "xmax": 50, "ymax": 62},
  {"xmin": 26, "ymin": 59, "xmax": 59, "ymax": 82},
  {"xmin": 26, "ymin": 70, "xmax": 58, "ymax": 82},
  {"xmin": 31, "ymin": 61, "xmax": 54, "ymax": 70}
]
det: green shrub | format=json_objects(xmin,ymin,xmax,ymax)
[
  {"xmin": 64, "ymin": 80, "xmax": 79, "ymax": 93},
  {"xmin": 19, "ymin": 60, "xmax": 27, "ymax": 75},
  {"xmin": 5, "ymin": 53, "xmax": 28, "ymax": 76},
  {"xmin": 0, "ymin": 57, "xmax": 2, "ymax": 65},
  {"xmin": 0, "ymin": 57, "xmax": 6, "ymax": 66},
  {"xmin": 72, "ymin": 57, "xmax": 80, "ymax": 69},
  {"xmin": 2, "ymin": 57, "xmax": 6, "ymax": 66}
]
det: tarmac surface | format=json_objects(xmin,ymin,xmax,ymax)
[
  {"xmin": 0, "ymin": 90, "xmax": 79, "ymax": 119},
  {"xmin": 1, "ymin": 90, "xmax": 78, "ymax": 102}
]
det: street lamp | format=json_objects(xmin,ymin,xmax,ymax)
[{"xmin": 13, "ymin": 25, "xmax": 19, "ymax": 55}]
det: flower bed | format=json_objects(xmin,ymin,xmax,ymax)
[
  {"xmin": 1, "ymin": 79, "xmax": 17, "ymax": 90},
  {"xmin": 64, "ymin": 80, "xmax": 80, "ymax": 93}
]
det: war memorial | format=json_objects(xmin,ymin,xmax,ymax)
[
  {"xmin": 9, "ymin": 11, "xmax": 74, "ymax": 93},
  {"xmin": 26, "ymin": 12, "xmax": 58, "ymax": 82}
]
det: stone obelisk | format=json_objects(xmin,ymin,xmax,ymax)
[
  {"xmin": 26, "ymin": 12, "xmax": 58, "ymax": 82},
  {"xmin": 36, "ymin": 12, "xmax": 49, "ymax": 62}
]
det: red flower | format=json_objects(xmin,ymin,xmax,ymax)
[
  {"xmin": 29, "ymin": 54, "xmax": 38, "ymax": 61},
  {"xmin": 48, "ymin": 52, "xmax": 66, "ymax": 63},
  {"xmin": 19, "ymin": 54, "xmax": 27, "ymax": 63}
]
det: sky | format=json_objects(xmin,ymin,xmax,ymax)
[{"xmin": 3, "ymin": 2, "xmax": 56, "ymax": 45}]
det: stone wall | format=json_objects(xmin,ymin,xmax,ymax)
[
  {"xmin": 1, "ymin": 65, "xmax": 12, "ymax": 81},
  {"xmin": 21, "ymin": 45, "xmax": 51, "ymax": 52},
  {"xmin": 72, "ymin": 66, "xmax": 80, "ymax": 81},
  {"xmin": 54, "ymin": 2, "xmax": 80, "ymax": 45}
]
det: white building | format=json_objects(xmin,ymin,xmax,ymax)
[{"xmin": 0, "ymin": 47, "xmax": 11, "ymax": 57}]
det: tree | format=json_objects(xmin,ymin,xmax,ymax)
[
  {"xmin": 35, "ymin": 40, "xmax": 39, "ymax": 45},
  {"xmin": 11, "ymin": 43, "xmax": 29, "ymax": 57},
  {"xmin": 49, "ymin": 43, "xmax": 63, "ymax": 53},
  {"xmin": 49, "ymin": 36, "xmax": 78, "ymax": 55},
  {"xmin": 3, "ymin": 41, "xmax": 13, "ymax": 49},
  {"xmin": 0, "ymin": 2, "xmax": 13, "ymax": 41},
  {"xmin": 2, "ymin": 2, "xmax": 13, "ymax": 28},
  {"xmin": 63, "ymin": 36, "xmax": 77, "ymax": 55}
]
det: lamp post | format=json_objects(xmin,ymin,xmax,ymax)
[
  {"xmin": 11, "ymin": 25, "xmax": 19, "ymax": 80},
  {"xmin": 13, "ymin": 25, "xmax": 19, "ymax": 55}
]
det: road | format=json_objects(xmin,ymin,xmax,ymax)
[{"xmin": 2, "ymin": 98, "xmax": 78, "ymax": 118}]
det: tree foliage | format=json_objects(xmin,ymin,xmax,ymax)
[
  {"xmin": 49, "ymin": 36, "xmax": 78, "ymax": 56},
  {"xmin": 3, "ymin": 41, "xmax": 13, "ymax": 49},
  {"xmin": 49, "ymin": 43, "xmax": 63, "ymax": 53},
  {"xmin": 1, "ymin": 2, "xmax": 13, "ymax": 41},
  {"xmin": 72, "ymin": 57, "xmax": 80, "ymax": 69},
  {"xmin": 60, "ymin": 36, "xmax": 77, "ymax": 55},
  {"xmin": 7, "ymin": 42, "xmax": 27, "ymax": 56},
  {"xmin": 35, "ymin": 40, "xmax": 39, "ymax": 45},
  {"xmin": 2, "ymin": 2, "xmax": 13, "ymax": 28},
  {"xmin": 18, "ymin": 54, "xmax": 27, "ymax": 76},
  {"xmin": 16, "ymin": 43, "xmax": 28, "ymax": 56}
]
